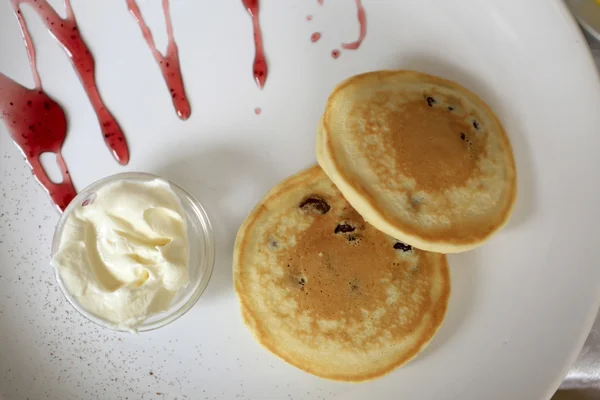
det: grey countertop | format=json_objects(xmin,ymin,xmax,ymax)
[
  {"xmin": 557, "ymin": 309, "xmax": 600, "ymax": 399},
  {"xmin": 554, "ymin": 29, "xmax": 600, "ymax": 400}
]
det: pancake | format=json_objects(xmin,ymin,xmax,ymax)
[
  {"xmin": 233, "ymin": 166, "xmax": 450, "ymax": 381},
  {"xmin": 317, "ymin": 70, "xmax": 517, "ymax": 253}
]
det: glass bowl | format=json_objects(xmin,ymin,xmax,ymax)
[{"xmin": 50, "ymin": 172, "xmax": 215, "ymax": 332}]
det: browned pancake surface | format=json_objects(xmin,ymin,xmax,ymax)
[{"xmin": 234, "ymin": 166, "xmax": 450, "ymax": 381}]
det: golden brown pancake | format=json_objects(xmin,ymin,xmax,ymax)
[
  {"xmin": 233, "ymin": 166, "xmax": 450, "ymax": 381},
  {"xmin": 317, "ymin": 70, "xmax": 517, "ymax": 253}
]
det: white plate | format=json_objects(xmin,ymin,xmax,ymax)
[{"xmin": 1, "ymin": 1, "xmax": 600, "ymax": 399}]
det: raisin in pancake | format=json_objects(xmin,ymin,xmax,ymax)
[
  {"xmin": 317, "ymin": 70, "xmax": 517, "ymax": 253},
  {"xmin": 233, "ymin": 166, "xmax": 450, "ymax": 382}
]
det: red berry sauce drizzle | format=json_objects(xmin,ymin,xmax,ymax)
[
  {"xmin": 0, "ymin": 73, "xmax": 76, "ymax": 212},
  {"xmin": 10, "ymin": 0, "xmax": 129, "ymax": 165},
  {"xmin": 314, "ymin": 0, "xmax": 366, "ymax": 57},
  {"xmin": 127, "ymin": 0, "xmax": 191, "ymax": 120},
  {"xmin": 242, "ymin": 0, "xmax": 268, "ymax": 89},
  {"xmin": 0, "ymin": 0, "xmax": 367, "ymax": 211},
  {"xmin": 341, "ymin": 0, "xmax": 366, "ymax": 50}
]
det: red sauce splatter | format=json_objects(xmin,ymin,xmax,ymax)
[
  {"xmin": 331, "ymin": 49, "xmax": 341, "ymax": 59},
  {"xmin": 242, "ymin": 0, "xmax": 268, "ymax": 89},
  {"xmin": 317, "ymin": 0, "xmax": 324, "ymax": 5},
  {"xmin": 254, "ymin": 107, "xmax": 261, "ymax": 115},
  {"xmin": 306, "ymin": 15, "xmax": 313, "ymax": 21},
  {"xmin": 10, "ymin": 0, "xmax": 129, "ymax": 165},
  {"xmin": 0, "ymin": 73, "xmax": 76, "ymax": 212},
  {"xmin": 311, "ymin": 32, "xmax": 321, "ymax": 43},
  {"xmin": 341, "ymin": 0, "xmax": 366, "ymax": 50},
  {"xmin": 127, "ymin": 0, "xmax": 191, "ymax": 120}
]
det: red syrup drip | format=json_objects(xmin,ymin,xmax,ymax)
[
  {"xmin": 254, "ymin": 107, "xmax": 261, "ymax": 115},
  {"xmin": 242, "ymin": 0, "xmax": 268, "ymax": 89},
  {"xmin": 306, "ymin": 15, "xmax": 313, "ymax": 21},
  {"xmin": 317, "ymin": 0, "xmax": 324, "ymax": 5},
  {"xmin": 341, "ymin": 0, "xmax": 366, "ymax": 50},
  {"xmin": 127, "ymin": 0, "xmax": 191, "ymax": 120},
  {"xmin": 0, "ymin": 73, "xmax": 76, "ymax": 212},
  {"xmin": 311, "ymin": 32, "xmax": 321, "ymax": 43},
  {"xmin": 11, "ymin": 0, "xmax": 129, "ymax": 165},
  {"xmin": 331, "ymin": 49, "xmax": 340, "ymax": 59}
]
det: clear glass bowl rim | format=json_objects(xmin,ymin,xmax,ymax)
[{"xmin": 50, "ymin": 171, "xmax": 215, "ymax": 332}]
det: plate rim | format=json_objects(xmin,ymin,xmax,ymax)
[{"xmin": 542, "ymin": 1, "xmax": 600, "ymax": 398}]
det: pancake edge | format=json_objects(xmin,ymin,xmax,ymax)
[
  {"xmin": 233, "ymin": 165, "xmax": 451, "ymax": 381},
  {"xmin": 316, "ymin": 70, "xmax": 517, "ymax": 253}
]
